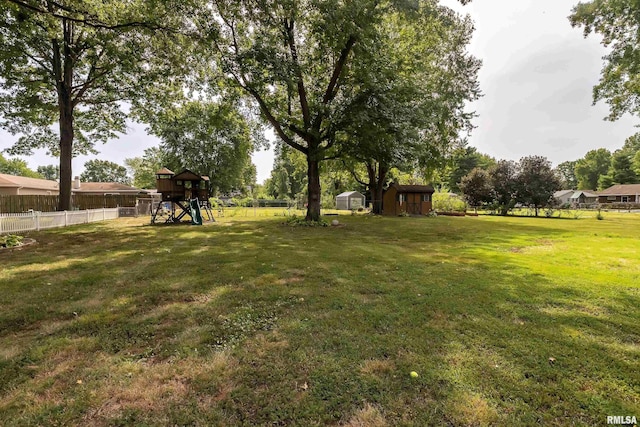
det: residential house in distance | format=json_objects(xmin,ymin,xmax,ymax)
[
  {"xmin": 0, "ymin": 173, "xmax": 59, "ymax": 195},
  {"xmin": 569, "ymin": 190, "xmax": 598, "ymax": 206},
  {"xmin": 553, "ymin": 190, "xmax": 574, "ymax": 206},
  {"xmin": 71, "ymin": 176, "xmax": 152, "ymax": 196},
  {"xmin": 597, "ymin": 184, "xmax": 640, "ymax": 203}
]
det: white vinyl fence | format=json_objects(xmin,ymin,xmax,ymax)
[{"xmin": 0, "ymin": 208, "xmax": 119, "ymax": 234}]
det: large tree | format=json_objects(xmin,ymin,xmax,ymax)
[
  {"xmin": 459, "ymin": 167, "xmax": 492, "ymax": 209},
  {"xmin": 330, "ymin": 5, "xmax": 480, "ymax": 213},
  {"xmin": 556, "ymin": 160, "xmax": 578, "ymax": 189},
  {"xmin": 205, "ymin": 0, "xmax": 473, "ymax": 221},
  {"xmin": 0, "ymin": 1, "xmax": 189, "ymax": 210},
  {"xmin": 515, "ymin": 155, "xmax": 562, "ymax": 217},
  {"xmin": 149, "ymin": 100, "xmax": 261, "ymax": 195},
  {"xmin": 488, "ymin": 160, "xmax": 519, "ymax": 216},
  {"xmin": 80, "ymin": 159, "xmax": 130, "ymax": 184},
  {"xmin": 575, "ymin": 148, "xmax": 612, "ymax": 190},
  {"xmin": 570, "ymin": 0, "xmax": 640, "ymax": 121}
]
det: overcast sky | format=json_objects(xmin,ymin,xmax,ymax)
[{"xmin": 1, "ymin": 0, "xmax": 637, "ymax": 183}]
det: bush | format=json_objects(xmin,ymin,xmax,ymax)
[
  {"xmin": 284, "ymin": 215, "xmax": 329, "ymax": 227},
  {"xmin": 432, "ymin": 191, "xmax": 467, "ymax": 212},
  {"xmin": 0, "ymin": 234, "xmax": 23, "ymax": 248}
]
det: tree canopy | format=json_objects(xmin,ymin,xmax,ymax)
[
  {"xmin": 570, "ymin": 0, "xmax": 640, "ymax": 121},
  {"xmin": 0, "ymin": 0, "xmax": 192, "ymax": 210},
  {"xmin": 80, "ymin": 159, "xmax": 130, "ymax": 184},
  {"xmin": 0, "ymin": 153, "xmax": 41, "ymax": 178},
  {"xmin": 204, "ymin": 0, "xmax": 477, "ymax": 220}
]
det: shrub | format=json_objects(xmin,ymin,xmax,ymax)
[
  {"xmin": 284, "ymin": 215, "xmax": 329, "ymax": 227},
  {"xmin": 0, "ymin": 234, "xmax": 24, "ymax": 248},
  {"xmin": 432, "ymin": 191, "xmax": 467, "ymax": 212}
]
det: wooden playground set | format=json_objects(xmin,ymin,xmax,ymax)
[{"xmin": 151, "ymin": 168, "xmax": 215, "ymax": 225}]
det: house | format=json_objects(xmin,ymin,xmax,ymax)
[
  {"xmin": 569, "ymin": 190, "xmax": 598, "ymax": 206},
  {"xmin": 597, "ymin": 184, "xmax": 640, "ymax": 203},
  {"xmin": 336, "ymin": 191, "xmax": 366, "ymax": 210},
  {"xmin": 0, "ymin": 173, "xmax": 59, "ymax": 196},
  {"xmin": 382, "ymin": 184, "xmax": 434, "ymax": 216},
  {"xmin": 71, "ymin": 176, "xmax": 152, "ymax": 196},
  {"xmin": 553, "ymin": 190, "xmax": 574, "ymax": 206}
]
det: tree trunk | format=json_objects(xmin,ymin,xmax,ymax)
[
  {"xmin": 306, "ymin": 156, "xmax": 321, "ymax": 221},
  {"xmin": 367, "ymin": 162, "xmax": 387, "ymax": 214},
  {"xmin": 58, "ymin": 107, "xmax": 74, "ymax": 211},
  {"xmin": 55, "ymin": 18, "xmax": 75, "ymax": 212}
]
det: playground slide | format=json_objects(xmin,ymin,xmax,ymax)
[{"xmin": 190, "ymin": 199, "xmax": 203, "ymax": 225}]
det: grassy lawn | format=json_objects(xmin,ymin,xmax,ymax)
[{"xmin": 1, "ymin": 211, "xmax": 638, "ymax": 426}]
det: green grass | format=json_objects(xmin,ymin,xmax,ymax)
[{"xmin": 0, "ymin": 211, "xmax": 638, "ymax": 426}]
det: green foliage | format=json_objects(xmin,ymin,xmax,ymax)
[
  {"xmin": 515, "ymin": 156, "xmax": 562, "ymax": 216},
  {"xmin": 570, "ymin": 0, "xmax": 640, "ymax": 120},
  {"xmin": 609, "ymin": 150, "xmax": 639, "ymax": 184},
  {"xmin": 36, "ymin": 165, "xmax": 59, "ymax": 181},
  {"xmin": 575, "ymin": 148, "xmax": 612, "ymax": 190},
  {"xmin": 149, "ymin": 101, "xmax": 258, "ymax": 195},
  {"xmin": 125, "ymin": 147, "xmax": 164, "ymax": 189},
  {"xmin": 432, "ymin": 191, "xmax": 467, "ymax": 212},
  {"xmin": 0, "ymin": 234, "xmax": 23, "ymax": 248},
  {"xmin": 443, "ymin": 146, "xmax": 496, "ymax": 193},
  {"xmin": 459, "ymin": 167, "xmax": 492, "ymax": 207},
  {"xmin": 284, "ymin": 215, "xmax": 328, "ymax": 227},
  {"xmin": 489, "ymin": 160, "xmax": 519, "ymax": 215},
  {"xmin": 556, "ymin": 160, "xmax": 578, "ymax": 189},
  {"xmin": 205, "ymin": 0, "xmax": 478, "ymax": 221},
  {"xmin": 266, "ymin": 144, "xmax": 308, "ymax": 200},
  {"xmin": 0, "ymin": 0, "xmax": 197, "ymax": 209},
  {"xmin": 0, "ymin": 153, "xmax": 41, "ymax": 178},
  {"xmin": 80, "ymin": 160, "xmax": 130, "ymax": 184}
]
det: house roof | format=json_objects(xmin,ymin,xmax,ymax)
[
  {"xmin": 337, "ymin": 191, "xmax": 364, "ymax": 198},
  {"xmin": 554, "ymin": 190, "xmax": 574, "ymax": 198},
  {"xmin": 389, "ymin": 184, "xmax": 435, "ymax": 194},
  {"xmin": 598, "ymin": 184, "xmax": 640, "ymax": 196},
  {"xmin": 73, "ymin": 182, "xmax": 146, "ymax": 193},
  {"xmin": 570, "ymin": 190, "xmax": 598, "ymax": 199},
  {"xmin": 0, "ymin": 173, "xmax": 59, "ymax": 191}
]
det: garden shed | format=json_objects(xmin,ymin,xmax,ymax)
[
  {"xmin": 336, "ymin": 191, "xmax": 366, "ymax": 210},
  {"xmin": 382, "ymin": 184, "xmax": 434, "ymax": 216}
]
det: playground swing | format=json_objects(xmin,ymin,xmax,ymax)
[{"xmin": 151, "ymin": 168, "xmax": 215, "ymax": 225}]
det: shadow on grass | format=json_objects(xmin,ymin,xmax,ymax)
[{"xmin": 0, "ymin": 215, "xmax": 638, "ymax": 425}]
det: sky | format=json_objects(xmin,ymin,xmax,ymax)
[{"xmin": 1, "ymin": 0, "xmax": 637, "ymax": 183}]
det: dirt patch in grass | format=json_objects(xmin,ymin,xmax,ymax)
[{"xmin": 342, "ymin": 403, "xmax": 388, "ymax": 426}]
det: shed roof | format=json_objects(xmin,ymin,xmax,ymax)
[
  {"xmin": 389, "ymin": 184, "xmax": 435, "ymax": 194},
  {"xmin": 337, "ymin": 191, "xmax": 364, "ymax": 198},
  {"xmin": 598, "ymin": 184, "xmax": 640, "ymax": 196},
  {"xmin": 173, "ymin": 169, "xmax": 205, "ymax": 181},
  {"xmin": 156, "ymin": 167, "xmax": 175, "ymax": 175},
  {"xmin": 0, "ymin": 173, "xmax": 59, "ymax": 191}
]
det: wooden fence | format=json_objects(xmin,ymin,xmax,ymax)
[{"xmin": 0, "ymin": 194, "xmax": 138, "ymax": 213}]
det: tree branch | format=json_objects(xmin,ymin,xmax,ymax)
[
  {"xmin": 284, "ymin": 18, "xmax": 311, "ymax": 128},
  {"xmin": 322, "ymin": 35, "xmax": 356, "ymax": 105},
  {"xmin": 7, "ymin": 0, "xmax": 176, "ymax": 31}
]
